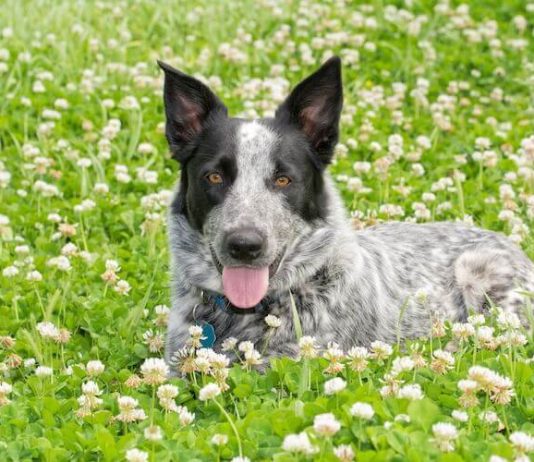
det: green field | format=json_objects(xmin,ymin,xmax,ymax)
[{"xmin": 1, "ymin": 0, "xmax": 534, "ymax": 460}]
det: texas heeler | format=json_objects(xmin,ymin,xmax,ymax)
[{"xmin": 159, "ymin": 57, "xmax": 533, "ymax": 369}]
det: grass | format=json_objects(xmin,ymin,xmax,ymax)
[{"xmin": 0, "ymin": 0, "xmax": 534, "ymax": 460}]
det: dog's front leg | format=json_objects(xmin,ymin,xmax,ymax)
[{"xmin": 258, "ymin": 322, "xmax": 302, "ymax": 368}]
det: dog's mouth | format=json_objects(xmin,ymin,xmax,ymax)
[{"xmin": 210, "ymin": 245, "xmax": 285, "ymax": 309}]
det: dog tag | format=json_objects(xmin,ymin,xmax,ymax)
[{"xmin": 200, "ymin": 322, "xmax": 216, "ymax": 348}]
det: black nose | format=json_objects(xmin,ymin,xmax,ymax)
[{"xmin": 225, "ymin": 228, "xmax": 265, "ymax": 262}]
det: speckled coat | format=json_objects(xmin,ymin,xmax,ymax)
[{"xmin": 159, "ymin": 58, "xmax": 534, "ymax": 370}]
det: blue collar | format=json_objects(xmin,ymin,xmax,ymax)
[{"xmin": 195, "ymin": 290, "xmax": 273, "ymax": 349}]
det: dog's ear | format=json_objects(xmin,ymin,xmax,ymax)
[
  {"xmin": 275, "ymin": 56, "xmax": 343, "ymax": 165},
  {"xmin": 158, "ymin": 61, "xmax": 227, "ymax": 162}
]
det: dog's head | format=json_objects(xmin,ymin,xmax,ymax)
[{"xmin": 160, "ymin": 58, "xmax": 343, "ymax": 308}]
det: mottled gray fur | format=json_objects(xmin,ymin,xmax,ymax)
[{"xmin": 165, "ymin": 120, "xmax": 534, "ymax": 367}]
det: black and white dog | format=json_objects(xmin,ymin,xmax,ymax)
[{"xmin": 159, "ymin": 57, "xmax": 533, "ymax": 366}]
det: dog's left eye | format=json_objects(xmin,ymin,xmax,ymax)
[
  {"xmin": 206, "ymin": 172, "xmax": 224, "ymax": 185},
  {"xmin": 274, "ymin": 175, "xmax": 292, "ymax": 188}
]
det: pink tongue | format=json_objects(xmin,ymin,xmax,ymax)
[{"xmin": 222, "ymin": 266, "xmax": 269, "ymax": 309}]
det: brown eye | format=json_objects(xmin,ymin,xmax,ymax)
[
  {"xmin": 206, "ymin": 172, "xmax": 223, "ymax": 185},
  {"xmin": 274, "ymin": 175, "xmax": 291, "ymax": 188}
]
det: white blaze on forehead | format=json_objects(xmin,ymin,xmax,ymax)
[
  {"xmin": 235, "ymin": 121, "xmax": 278, "ymax": 184},
  {"xmin": 225, "ymin": 121, "xmax": 282, "ymax": 228}
]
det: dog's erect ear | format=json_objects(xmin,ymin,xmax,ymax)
[
  {"xmin": 158, "ymin": 61, "xmax": 227, "ymax": 162},
  {"xmin": 275, "ymin": 56, "xmax": 343, "ymax": 165}
]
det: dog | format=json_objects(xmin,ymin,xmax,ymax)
[{"xmin": 159, "ymin": 57, "xmax": 533, "ymax": 368}]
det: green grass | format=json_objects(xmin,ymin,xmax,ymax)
[{"xmin": 1, "ymin": 0, "xmax": 534, "ymax": 460}]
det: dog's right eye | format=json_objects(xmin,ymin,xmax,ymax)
[{"xmin": 206, "ymin": 172, "xmax": 223, "ymax": 185}]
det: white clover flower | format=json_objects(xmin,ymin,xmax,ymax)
[
  {"xmin": 140, "ymin": 358, "xmax": 169, "ymax": 385},
  {"xmin": 76, "ymin": 158, "xmax": 92, "ymax": 168},
  {"xmin": 0, "ymin": 382, "xmax": 13, "ymax": 406},
  {"xmin": 324, "ymin": 342, "xmax": 345, "ymax": 362},
  {"xmin": 452, "ymin": 322, "xmax": 475, "ymax": 339},
  {"xmin": 238, "ymin": 341, "xmax": 254, "ymax": 353},
  {"xmin": 63, "ymin": 366, "xmax": 74, "ymax": 376},
  {"xmin": 211, "ymin": 433, "xmax": 229, "ymax": 446},
  {"xmin": 207, "ymin": 351, "xmax": 230, "ymax": 370},
  {"xmin": 114, "ymin": 279, "xmax": 131, "ymax": 295},
  {"xmin": 371, "ymin": 340, "xmax": 393, "ymax": 360},
  {"xmin": 194, "ymin": 356, "xmax": 210, "ymax": 374},
  {"xmin": 54, "ymin": 98, "xmax": 69, "ymax": 110},
  {"xmin": 476, "ymin": 326, "xmax": 494, "ymax": 343},
  {"xmin": 94, "ymin": 182, "xmax": 109, "ymax": 194},
  {"xmin": 2, "ymin": 266, "xmax": 19, "ymax": 278},
  {"xmin": 125, "ymin": 448, "xmax": 148, "ymax": 462},
  {"xmin": 14, "ymin": 245, "xmax": 30, "ymax": 255},
  {"xmin": 467, "ymin": 366, "xmax": 500, "ymax": 389},
  {"xmin": 47, "ymin": 256, "xmax": 72, "ymax": 271},
  {"xmin": 350, "ymin": 402, "xmax": 375, "ymax": 420},
  {"xmin": 199, "ymin": 383, "xmax": 221, "ymax": 401},
  {"xmin": 74, "ymin": 199, "xmax": 96, "ymax": 213},
  {"xmin": 61, "ymin": 243, "xmax": 78, "ymax": 256},
  {"xmin": 138, "ymin": 142, "xmax": 156, "ymax": 154},
  {"xmin": 467, "ymin": 314, "xmax": 485, "ymax": 326},
  {"xmin": 431, "ymin": 349, "xmax": 455, "ymax": 374},
  {"xmin": 118, "ymin": 396, "xmax": 139, "ymax": 411},
  {"xmin": 35, "ymin": 366, "xmax": 53, "ymax": 377},
  {"xmin": 479, "ymin": 411, "xmax": 501, "ymax": 426},
  {"xmin": 189, "ymin": 325, "xmax": 203, "ymax": 338},
  {"xmin": 221, "ymin": 337, "xmax": 238, "ymax": 351},
  {"xmin": 178, "ymin": 407, "xmax": 195, "ymax": 426},
  {"xmin": 137, "ymin": 168, "xmax": 159, "ymax": 185},
  {"xmin": 498, "ymin": 331, "xmax": 527, "ymax": 347},
  {"xmin": 243, "ymin": 348, "xmax": 263, "ymax": 368},
  {"xmin": 282, "ymin": 432, "xmax": 317, "ymax": 455},
  {"xmin": 0, "ymin": 169, "xmax": 11, "ymax": 189},
  {"xmin": 432, "ymin": 422, "xmax": 458, "ymax": 452},
  {"xmin": 105, "ymin": 259, "xmax": 121, "ymax": 272},
  {"xmin": 347, "ymin": 346, "xmax": 369, "ymax": 371},
  {"xmin": 488, "ymin": 456, "xmax": 507, "ymax": 462},
  {"xmin": 86, "ymin": 360, "xmax": 105, "ymax": 376},
  {"xmin": 298, "ymin": 336, "xmax": 318, "ymax": 359},
  {"xmin": 324, "ymin": 377, "xmax": 347, "ymax": 395},
  {"xmin": 144, "ymin": 425, "xmax": 163, "ymax": 441},
  {"xmin": 154, "ymin": 305, "xmax": 170, "ymax": 326},
  {"xmin": 457, "ymin": 379, "xmax": 479, "ymax": 394},
  {"xmin": 397, "ymin": 383, "xmax": 424, "ymax": 401},
  {"xmin": 314, "ymin": 413, "xmax": 341, "ymax": 437},
  {"xmin": 230, "ymin": 457, "xmax": 250, "ymax": 462},
  {"xmin": 510, "ymin": 431, "xmax": 534, "ymax": 454},
  {"xmin": 496, "ymin": 310, "xmax": 521, "ymax": 330},
  {"xmin": 264, "ymin": 314, "xmax": 282, "ymax": 328},
  {"xmin": 143, "ymin": 330, "xmax": 164, "ymax": 353},
  {"xmin": 451, "ymin": 410, "xmax": 468, "ymax": 422},
  {"xmin": 120, "ymin": 95, "xmax": 140, "ymax": 110},
  {"xmin": 333, "ymin": 444, "xmax": 355, "ymax": 461},
  {"xmin": 81, "ymin": 381, "xmax": 101, "ymax": 396},
  {"xmin": 36, "ymin": 321, "xmax": 60, "ymax": 339},
  {"xmin": 157, "ymin": 384, "xmax": 179, "ymax": 401},
  {"xmin": 391, "ymin": 356, "xmax": 415, "ymax": 376},
  {"xmin": 47, "ymin": 213, "xmax": 62, "ymax": 223},
  {"xmin": 116, "ymin": 395, "xmax": 147, "ymax": 423}
]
